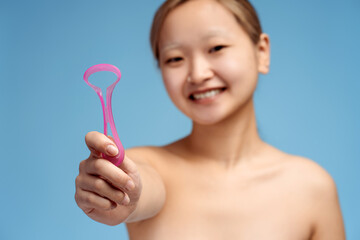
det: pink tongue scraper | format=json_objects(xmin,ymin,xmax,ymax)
[{"xmin": 83, "ymin": 64, "xmax": 125, "ymax": 166}]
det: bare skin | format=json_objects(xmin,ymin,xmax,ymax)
[
  {"xmin": 75, "ymin": 0, "xmax": 345, "ymax": 239},
  {"xmin": 76, "ymin": 101, "xmax": 344, "ymax": 239},
  {"xmin": 126, "ymin": 146, "xmax": 343, "ymax": 240},
  {"xmin": 125, "ymin": 101, "xmax": 345, "ymax": 240}
]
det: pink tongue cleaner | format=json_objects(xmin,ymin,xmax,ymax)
[{"xmin": 83, "ymin": 64, "xmax": 125, "ymax": 166}]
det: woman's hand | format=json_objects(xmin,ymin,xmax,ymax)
[{"xmin": 75, "ymin": 131, "xmax": 142, "ymax": 226}]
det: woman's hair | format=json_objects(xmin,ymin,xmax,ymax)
[{"xmin": 150, "ymin": 0, "xmax": 263, "ymax": 62}]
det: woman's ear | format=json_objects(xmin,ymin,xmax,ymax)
[{"xmin": 256, "ymin": 33, "xmax": 271, "ymax": 74}]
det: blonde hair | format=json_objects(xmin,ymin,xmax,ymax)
[{"xmin": 150, "ymin": 0, "xmax": 263, "ymax": 62}]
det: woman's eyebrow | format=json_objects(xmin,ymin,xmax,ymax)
[{"xmin": 160, "ymin": 42, "xmax": 180, "ymax": 55}]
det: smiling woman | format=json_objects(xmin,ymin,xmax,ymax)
[
  {"xmin": 156, "ymin": 0, "xmax": 269, "ymax": 125},
  {"xmin": 74, "ymin": 0, "xmax": 346, "ymax": 239}
]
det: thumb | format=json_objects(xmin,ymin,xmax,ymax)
[{"xmin": 107, "ymin": 135, "xmax": 115, "ymax": 144}]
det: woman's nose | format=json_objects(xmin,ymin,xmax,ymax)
[{"xmin": 188, "ymin": 55, "xmax": 214, "ymax": 84}]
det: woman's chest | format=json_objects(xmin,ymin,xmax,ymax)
[{"xmin": 129, "ymin": 165, "xmax": 313, "ymax": 240}]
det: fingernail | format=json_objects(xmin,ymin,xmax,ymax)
[
  {"xmin": 106, "ymin": 145, "xmax": 118, "ymax": 156},
  {"xmin": 121, "ymin": 194, "xmax": 130, "ymax": 205},
  {"xmin": 125, "ymin": 180, "xmax": 135, "ymax": 191}
]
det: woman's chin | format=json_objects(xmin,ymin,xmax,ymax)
[{"xmin": 189, "ymin": 113, "xmax": 227, "ymax": 126}]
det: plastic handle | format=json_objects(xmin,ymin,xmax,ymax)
[{"xmin": 83, "ymin": 64, "xmax": 125, "ymax": 166}]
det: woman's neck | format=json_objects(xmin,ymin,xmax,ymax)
[{"xmin": 184, "ymin": 98, "xmax": 266, "ymax": 168}]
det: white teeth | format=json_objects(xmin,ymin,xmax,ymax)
[{"xmin": 193, "ymin": 89, "xmax": 221, "ymax": 100}]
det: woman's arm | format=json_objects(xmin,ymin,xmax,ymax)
[
  {"xmin": 124, "ymin": 147, "xmax": 166, "ymax": 223},
  {"xmin": 311, "ymin": 171, "xmax": 346, "ymax": 240}
]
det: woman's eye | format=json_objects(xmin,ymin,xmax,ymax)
[
  {"xmin": 209, "ymin": 45, "xmax": 226, "ymax": 53},
  {"xmin": 166, "ymin": 57, "xmax": 183, "ymax": 64}
]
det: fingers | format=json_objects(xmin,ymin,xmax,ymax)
[
  {"xmin": 85, "ymin": 131, "xmax": 119, "ymax": 158},
  {"xmin": 81, "ymin": 158, "xmax": 135, "ymax": 192},
  {"xmin": 117, "ymin": 155, "xmax": 138, "ymax": 176},
  {"xmin": 76, "ymin": 174, "xmax": 130, "ymax": 206},
  {"xmin": 76, "ymin": 155, "xmax": 136, "ymax": 213},
  {"xmin": 75, "ymin": 187, "xmax": 116, "ymax": 212},
  {"xmin": 77, "ymin": 131, "xmax": 140, "ymax": 216},
  {"xmin": 107, "ymin": 135, "xmax": 115, "ymax": 144},
  {"xmin": 85, "ymin": 132, "xmax": 135, "ymax": 175}
]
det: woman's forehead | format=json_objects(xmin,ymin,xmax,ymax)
[
  {"xmin": 158, "ymin": 1, "xmax": 241, "ymax": 48},
  {"xmin": 162, "ymin": 0, "xmax": 236, "ymax": 30}
]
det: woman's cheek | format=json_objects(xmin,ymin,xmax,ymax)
[
  {"xmin": 214, "ymin": 57, "xmax": 242, "ymax": 86},
  {"xmin": 162, "ymin": 73, "xmax": 185, "ymax": 108},
  {"xmin": 216, "ymin": 53, "xmax": 257, "ymax": 86}
]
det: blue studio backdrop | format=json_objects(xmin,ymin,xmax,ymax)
[{"xmin": 0, "ymin": 0, "xmax": 359, "ymax": 239}]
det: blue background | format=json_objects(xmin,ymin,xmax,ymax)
[{"xmin": 1, "ymin": 0, "xmax": 359, "ymax": 239}]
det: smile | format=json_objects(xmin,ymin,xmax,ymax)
[{"xmin": 189, "ymin": 87, "xmax": 226, "ymax": 101}]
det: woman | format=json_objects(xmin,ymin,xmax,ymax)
[{"xmin": 75, "ymin": 0, "xmax": 345, "ymax": 239}]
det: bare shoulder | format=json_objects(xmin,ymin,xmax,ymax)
[
  {"xmin": 263, "ymin": 145, "xmax": 336, "ymax": 193},
  {"xmin": 281, "ymin": 154, "xmax": 345, "ymax": 238},
  {"xmin": 265, "ymin": 147, "xmax": 345, "ymax": 239},
  {"xmin": 284, "ymin": 154, "xmax": 345, "ymax": 238},
  {"xmin": 282, "ymin": 154, "xmax": 338, "ymax": 197}
]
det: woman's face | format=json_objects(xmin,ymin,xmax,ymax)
[{"xmin": 158, "ymin": 0, "xmax": 270, "ymax": 125}]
